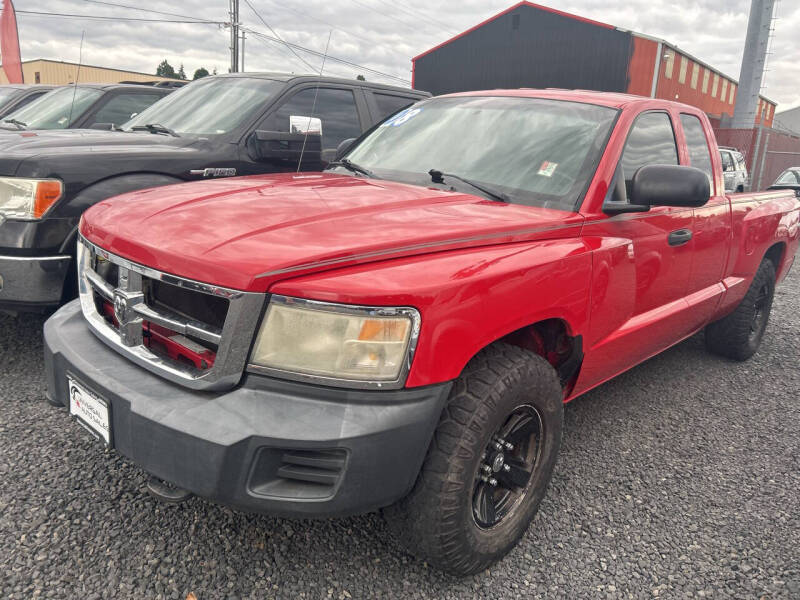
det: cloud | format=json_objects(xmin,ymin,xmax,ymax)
[{"xmin": 14, "ymin": 0, "xmax": 800, "ymax": 109}]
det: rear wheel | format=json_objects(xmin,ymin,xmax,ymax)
[
  {"xmin": 384, "ymin": 343, "xmax": 563, "ymax": 575},
  {"xmin": 705, "ymin": 259, "xmax": 776, "ymax": 361}
]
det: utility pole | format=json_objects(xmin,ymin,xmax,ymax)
[
  {"xmin": 241, "ymin": 31, "xmax": 246, "ymax": 72},
  {"xmin": 732, "ymin": 0, "xmax": 776, "ymax": 128},
  {"xmin": 229, "ymin": 0, "xmax": 239, "ymax": 73}
]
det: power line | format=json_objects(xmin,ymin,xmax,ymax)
[
  {"xmin": 244, "ymin": 28, "xmax": 410, "ymax": 84},
  {"xmin": 240, "ymin": 0, "xmax": 317, "ymax": 72},
  {"xmin": 8, "ymin": 9, "xmax": 221, "ymax": 24},
  {"xmin": 79, "ymin": 0, "xmax": 220, "ymax": 23}
]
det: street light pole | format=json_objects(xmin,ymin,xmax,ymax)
[{"xmin": 241, "ymin": 31, "xmax": 246, "ymax": 72}]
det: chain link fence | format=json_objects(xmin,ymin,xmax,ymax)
[{"xmin": 713, "ymin": 125, "xmax": 800, "ymax": 191}]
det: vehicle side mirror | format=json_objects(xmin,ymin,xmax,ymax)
[
  {"xmin": 631, "ymin": 165, "xmax": 710, "ymax": 208},
  {"xmin": 336, "ymin": 137, "xmax": 356, "ymax": 159},
  {"xmin": 249, "ymin": 130, "xmax": 322, "ymax": 168},
  {"xmin": 603, "ymin": 164, "xmax": 710, "ymax": 215},
  {"xmin": 89, "ymin": 122, "xmax": 115, "ymax": 130}
]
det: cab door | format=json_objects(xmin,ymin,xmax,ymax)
[
  {"xmin": 679, "ymin": 113, "xmax": 731, "ymax": 328},
  {"xmin": 574, "ymin": 111, "xmax": 696, "ymax": 392}
]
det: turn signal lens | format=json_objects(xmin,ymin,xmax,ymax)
[{"xmin": 34, "ymin": 180, "xmax": 63, "ymax": 218}]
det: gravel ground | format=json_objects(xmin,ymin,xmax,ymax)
[{"xmin": 1, "ymin": 268, "xmax": 798, "ymax": 600}]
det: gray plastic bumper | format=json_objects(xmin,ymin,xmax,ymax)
[
  {"xmin": 0, "ymin": 253, "xmax": 71, "ymax": 308},
  {"xmin": 44, "ymin": 300, "xmax": 451, "ymax": 517}
]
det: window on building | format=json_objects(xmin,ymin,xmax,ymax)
[
  {"xmin": 664, "ymin": 50, "xmax": 675, "ymax": 79},
  {"xmin": 680, "ymin": 114, "xmax": 713, "ymax": 186},
  {"xmin": 678, "ymin": 56, "xmax": 688, "ymax": 84},
  {"xmin": 620, "ymin": 112, "xmax": 679, "ymax": 199},
  {"xmin": 690, "ymin": 64, "xmax": 699, "ymax": 90},
  {"xmin": 711, "ymin": 74, "xmax": 719, "ymax": 98},
  {"xmin": 721, "ymin": 80, "xmax": 728, "ymax": 103},
  {"xmin": 702, "ymin": 69, "xmax": 710, "ymax": 94},
  {"xmin": 729, "ymin": 84, "xmax": 735, "ymax": 104}
]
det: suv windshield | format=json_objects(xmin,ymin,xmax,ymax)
[
  {"xmin": 340, "ymin": 96, "xmax": 618, "ymax": 211},
  {"xmin": 3, "ymin": 87, "xmax": 103, "ymax": 129},
  {"xmin": 122, "ymin": 76, "xmax": 284, "ymax": 136}
]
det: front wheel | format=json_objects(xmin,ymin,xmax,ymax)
[
  {"xmin": 705, "ymin": 259, "xmax": 776, "ymax": 361},
  {"xmin": 384, "ymin": 343, "xmax": 563, "ymax": 575}
]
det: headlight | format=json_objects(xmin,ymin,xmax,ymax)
[
  {"xmin": 249, "ymin": 295, "xmax": 420, "ymax": 387},
  {"xmin": 0, "ymin": 177, "xmax": 63, "ymax": 219}
]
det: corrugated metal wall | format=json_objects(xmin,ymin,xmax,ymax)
[{"xmin": 412, "ymin": 4, "xmax": 633, "ymax": 96}]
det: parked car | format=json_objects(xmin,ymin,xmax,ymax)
[
  {"xmin": 0, "ymin": 83, "xmax": 171, "ymax": 131},
  {"xmin": 768, "ymin": 167, "xmax": 800, "ymax": 192},
  {"xmin": 719, "ymin": 146, "xmax": 749, "ymax": 192},
  {"xmin": 0, "ymin": 84, "xmax": 55, "ymax": 119},
  {"xmin": 43, "ymin": 90, "xmax": 799, "ymax": 575},
  {"xmin": 0, "ymin": 73, "xmax": 428, "ymax": 313}
]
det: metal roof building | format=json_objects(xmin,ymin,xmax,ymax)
[
  {"xmin": 0, "ymin": 59, "xmax": 180, "ymax": 86},
  {"xmin": 411, "ymin": 2, "xmax": 776, "ymax": 127}
]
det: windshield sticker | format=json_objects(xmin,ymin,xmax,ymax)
[
  {"xmin": 537, "ymin": 161, "xmax": 558, "ymax": 177},
  {"xmin": 381, "ymin": 107, "xmax": 422, "ymax": 127}
]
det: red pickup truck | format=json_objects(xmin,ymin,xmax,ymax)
[{"xmin": 44, "ymin": 90, "xmax": 799, "ymax": 575}]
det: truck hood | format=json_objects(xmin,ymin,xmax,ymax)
[
  {"xmin": 81, "ymin": 172, "xmax": 583, "ymax": 292},
  {"xmin": 0, "ymin": 129, "xmax": 197, "ymax": 174}
]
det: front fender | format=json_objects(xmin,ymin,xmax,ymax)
[{"xmin": 269, "ymin": 238, "xmax": 593, "ymax": 387}]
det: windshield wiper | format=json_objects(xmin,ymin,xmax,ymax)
[
  {"xmin": 327, "ymin": 158, "xmax": 375, "ymax": 178},
  {"xmin": 2, "ymin": 118, "xmax": 27, "ymax": 130},
  {"xmin": 428, "ymin": 169, "xmax": 510, "ymax": 203},
  {"xmin": 131, "ymin": 123, "xmax": 179, "ymax": 137}
]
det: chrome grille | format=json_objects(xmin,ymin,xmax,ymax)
[{"xmin": 77, "ymin": 237, "xmax": 265, "ymax": 391}]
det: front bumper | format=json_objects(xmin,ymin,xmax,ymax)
[
  {"xmin": 44, "ymin": 301, "xmax": 451, "ymax": 517},
  {"xmin": 0, "ymin": 253, "xmax": 71, "ymax": 309}
]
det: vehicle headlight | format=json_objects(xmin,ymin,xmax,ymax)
[
  {"xmin": 249, "ymin": 296, "xmax": 420, "ymax": 387},
  {"xmin": 0, "ymin": 177, "xmax": 63, "ymax": 219}
]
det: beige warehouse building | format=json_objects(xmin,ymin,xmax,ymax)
[{"xmin": 0, "ymin": 58, "xmax": 180, "ymax": 85}]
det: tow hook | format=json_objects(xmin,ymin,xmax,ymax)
[{"xmin": 146, "ymin": 475, "xmax": 193, "ymax": 504}]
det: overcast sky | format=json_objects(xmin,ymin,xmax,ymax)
[{"xmin": 15, "ymin": 0, "xmax": 800, "ymax": 110}]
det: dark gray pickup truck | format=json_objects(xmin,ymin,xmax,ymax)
[{"xmin": 0, "ymin": 73, "xmax": 427, "ymax": 313}]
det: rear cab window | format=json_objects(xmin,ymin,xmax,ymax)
[
  {"xmin": 372, "ymin": 93, "xmax": 416, "ymax": 121},
  {"xmin": 679, "ymin": 114, "xmax": 714, "ymax": 187}
]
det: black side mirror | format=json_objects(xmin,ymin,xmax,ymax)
[
  {"xmin": 335, "ymin": 137, "xmax": 356, "ymax": 159},
  {"xmin": 249, "ymin": 130, "xmax": 322, "ymax": 168},
  {"xmin": 603, "ymin": 164, "xmax": 710, "ymax": 215}
]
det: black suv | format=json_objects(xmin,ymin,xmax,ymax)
[
  {"xmin": 0, "ymin": 73, "xmax": 429, "ymax": 313},
  {"xmin": 0, "ymin": 83, "xmax": 172, "ymax": 131}
]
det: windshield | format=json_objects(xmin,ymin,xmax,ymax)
[
  {"xmin": 775, "ymin": 170, "xmax": 800, "ymax": 185},
  {"xmin": 122, "ymin": 76, "xmax": 284, "ymax": 135},
  {"xmin": 4, "ymin": 87, "xmax": 102, "ymax": 129},
  {"xmin": 341, "ymin": 96, "xmax": 618, "ymax": 211}
]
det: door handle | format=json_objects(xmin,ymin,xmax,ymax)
[{"xmin": 668, "ymin": 229, "xmax": 693, "ymax": 247}]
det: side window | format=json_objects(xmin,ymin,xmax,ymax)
[
  {"xmin": 679, "ymin": 114, "xmax": 713, "ymax": 185},
  {"xmin": 373, "ymin": 93, "xmax": 415, "ymax": 121},
  {"xmin": 92, "ymin": 93, "xmax": 164, "ymax": 126},
  {"xmin": 271, "ymin": 87, "xmax": 361, "ymax": 152},
  {"xmin": 620, "ymin": 112, "xmax": 678, "ymax": 197},
  {"xmin": 735, "ymin": 153, "xmax": 747, "ymax": 171},
  {"xmin": 720, "ymin": 151, "xmax": 734, "ymax": 172}
]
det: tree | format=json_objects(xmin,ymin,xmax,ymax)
[
  {"xmin": 177, "ymin": 63, "xmax": 187, "ymax": 80},
  {"xmin": 193, "ymin": 67, "xmax": 210, "ymax": 80},
  {"xmin": 356, "ymin": 74, "xmax": 366, "ymax": 81},
  {"xmin": 155, "ymin": 60, "xmax": 177, "ymax": 79}
]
